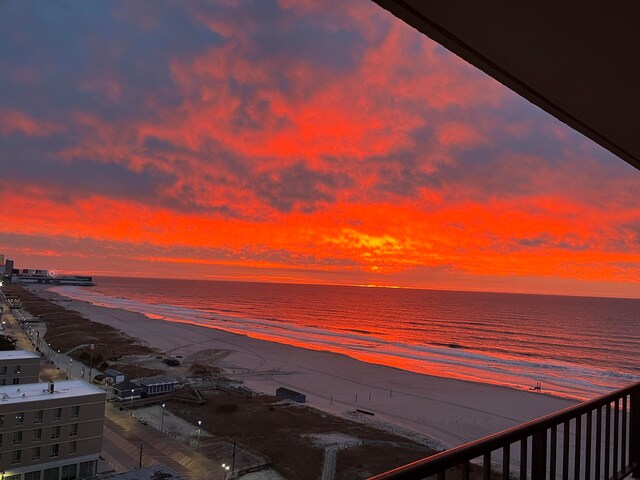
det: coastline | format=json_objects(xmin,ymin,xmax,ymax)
[{"xmin": 32, "ymin": 286, "xmax": 576, "ymax": 449}]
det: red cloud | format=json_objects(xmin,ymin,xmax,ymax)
[
  {"xmin": 2, "ymin": 180, "xmax": 639, "ymax": 290},
  {"xmin": 0, "ymin": 109, "xmax": 62, "ymax": 137},
  {"xmin": 3, "ymin": 1, "xmax": 640, "ymax": 296}
]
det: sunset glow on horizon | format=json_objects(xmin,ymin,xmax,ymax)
[{"xmin": 1, "ymin": 1, "xmax": 639, "ymax": 298}]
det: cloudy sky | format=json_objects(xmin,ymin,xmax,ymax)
[{"xmin": 1, "ymin": 0, "xmax": 639, "ymax": 297}]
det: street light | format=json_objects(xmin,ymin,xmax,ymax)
[
  {"xmin": 221, "ymin": 463, "xmax": 230, "ymax": 480},
  {"xmin": 67, "ymin": 358, "xmax": 72, "ymax": 378},
  {"xmin": 197, "ymin": 420, "xmax": 202, "ymax": 452},
  {"xmin": 56, "ymin": 350, "xmax": 60, "ymax": 368},
  {"xmin": 88, "ymin": 343, "xmax": 94, "ymax": 381},
  {"xmin": 161, "ymin": 403, "xmax": 166, "ymax": 433},
  {"xmin": 130, "ymin": 389, "xmax": 135, "ymax": 416}
]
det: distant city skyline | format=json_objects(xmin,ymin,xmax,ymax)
[{"xmin": 1, "ymin": 1, "xmax": 639, "ymax": 299}]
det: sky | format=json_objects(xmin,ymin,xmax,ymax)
[{"xmin": 1, "ymin": 0, "xmax": 639, "ymax": 298}]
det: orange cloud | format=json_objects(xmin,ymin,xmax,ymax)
[
  {"xmin": 2, "ymin": 179, "xmax": 639, "ymax": 292},
  {"xmin": 3, "ymin": 0, "xmax": 639, "ymax": 297}
]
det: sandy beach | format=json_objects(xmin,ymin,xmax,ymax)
[{"xmin": 37, "ymin": 289, "xmax": 576, "ymax": 451}]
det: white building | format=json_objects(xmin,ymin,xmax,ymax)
[
  {"xmin": 0, "ymin": 380, "xmax": 106, "ymax": 480},
  {"xmin": 0, "ymin": 350, "xmax": 41, "ymax": 386}
]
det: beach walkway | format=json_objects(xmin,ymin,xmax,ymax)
[{"xmin": 100, "ymin": 408, "xmax": 224, "ymax": 480}]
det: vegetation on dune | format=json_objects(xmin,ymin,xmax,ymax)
[{"xmin": 2, "ymin": 285, "xmax": 156, "ymax": 365}]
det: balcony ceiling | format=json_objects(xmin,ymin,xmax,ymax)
[{"xmin": 372, "ymin": 1, "xmax": 640, "ymax": 170}]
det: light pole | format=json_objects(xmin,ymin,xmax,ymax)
[
  {"xmin": 232, "ymin": 440, "xmax": 236, "ymax": 474},
  {"xmin": 221, "ymin": 464, "xmax": 230, "ymax": 479},
  {"xmin": 161, "ymin": 403, "xmax": 166, "ymax": 433},
  {"xmin": 67, "ymin": 358, "xmax": 72, "ymax": 378},
  {"xmin": 130, "ymin": 389, "xmax": 135, "ymax": 416},
  {"xmin": 56, "ymin": 350, "xmax": 60, "ymax": 368},
  {"xmin": 197, "ymin": 420, "xmax": 202, "ymax": 452},
  {"xmin": 88, "ymin": 343, "xmax": 94, "ymax": 382}
]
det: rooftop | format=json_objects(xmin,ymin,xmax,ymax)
[
  {"xmin": 0, "ymin": 350, "xmax": 40, "ymax": 361},
  {"xmin": 136, "ymin": 376, "xmax": 178, "ymax": 387},
  {"xmin": 0, "ymin": 380, "xmax": 104, "ymax": 405},
  {"xmin": 112, "ymin": 380, "xmax": 141, "ymax": 391}
]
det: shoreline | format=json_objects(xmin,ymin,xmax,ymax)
[
  {"xmin": 47, "ymin": 284, "xmax": 589, "ymax": 402},
  {"xmin": 30, "ymin": 286, "xmax": 576, "ymax": 450}
]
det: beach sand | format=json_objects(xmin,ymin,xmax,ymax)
[{"xmin": 42, "ymin": 290, "xmax": 576, "ymax": 451}]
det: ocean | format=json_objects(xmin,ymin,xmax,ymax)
[{"xmin": 50, "ymin": 277, "xmax": 640, "ymax": 401}]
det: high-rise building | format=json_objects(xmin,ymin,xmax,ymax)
[{"xmin": 0, "ymin": 380, "xmax": 106, "ymax": 480}]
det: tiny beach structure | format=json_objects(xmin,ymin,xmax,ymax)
[
  {"xmin": 112, "ymin": 380, "xmax": 143, "ymax": 401},
  {"xmin": 136, "ymin": 375, "xmax": 178, "ymax": 396},
  {"xmin": 103, "ymin": 368, "xmax": 126, "ymax": 385},
  {"xmin": 276, "ymin": 386, "xmax": 307, "ymax": 403}
]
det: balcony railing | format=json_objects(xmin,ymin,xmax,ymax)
[{"xmin": 369, "ymin": 380, "xmax": 640, "ymax": 480}]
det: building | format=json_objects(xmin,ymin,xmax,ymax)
[
  {"xmin": 4, "ymin": 259, "xmax": 14, "ymax": 277},
  {"xmin": 10, "ymin": 273, "xmax": 94, "ymax": 287},
  {"xmin": 0, "ymin": 380, "xmax": 106, "ymax": 480},
  {"xmin": 112, "ymin": 380, "xmax": 142, "ymax": 401},
  {"xmin": 0, "ymin": 351, "xmax": 41, "ymax": 386},
  {"xmin": 135, "ymin": 376, "xmax": 178, "ymax": 397},
  {"xmin": 275, "ymin": 387, "xmax": 306, "ymax": 403},
  {"xmin": 102, "ymin": 370, "xmax": 125, "ymax": 386}
]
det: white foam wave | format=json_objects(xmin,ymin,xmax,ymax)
[{"xmin": 50, "ymin": 286, "xmax": 639, "ymax": 401}]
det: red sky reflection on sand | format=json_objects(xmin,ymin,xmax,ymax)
[{"xmin": 0, "ymin": 0, "xmax": 639, "ymax": 298}]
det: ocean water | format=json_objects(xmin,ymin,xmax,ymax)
[{"xmin": 50, "ymin": 277, "xmax": 640, "ymax": 401}]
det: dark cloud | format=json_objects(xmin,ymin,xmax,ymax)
[
  {"xmin": 0, "ymin": 0, "xmax": 221, "ymax": 122},
  {"xmin": 253, "ymin": 163, "xmax": 352, "ymax": 212},
  {"xmin": 2, "ymin": 150, "xmax": 175, "ymax": 203}
]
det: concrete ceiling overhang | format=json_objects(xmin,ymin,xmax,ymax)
[{"xmin": 371, "ymin": 1, "xmax": 640, "ymax": 170}]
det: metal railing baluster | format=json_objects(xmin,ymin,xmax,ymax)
[
  {"xmin": 575, "ymin": 414, "xmax": 582, "ymax": 480},
  {"xmin": 502, "ymin": 444, "xmax": 510, "ymax": 480},
  {"xmin": 367, "ymin": 381, "xmax": 640, "ymax": 480},
  {"xmin": 585, "ymin": 410, "xmax": 592, "ymax": 480},
  {"xmin": 483, "ymin": 452, "xmax": 491, "ymax": 480},
  {"xmin": 520, "ymin": 437, "xmax": 528, "ymax": 480},
  {"xmin": 563, "ymin": 420, "xmax": 570, "ymax": 480},
  {"xmin": 605, "ymin": 402, "xmax": 611, "ymax": 479},
  {"xmin": 596, "ymin": 405, "xmax": 602, "ymax": 480},
  {"xmin": 550, "ymin": 424, "xmax": 557, "ymax": 480},
  {"xmin": 462, "ymin": 461, "xmax": 470, "ymax": 480},
  {"xmin": 614, "ymin": 398, "xmax": 620, "ymax": 475},
  {"xmin": 532, "ymin": 430, "xmax": 547, "ymax": 480},
  {"xmin": 621, "ymin": 395, "xmax": 627, "ymax": 471}
]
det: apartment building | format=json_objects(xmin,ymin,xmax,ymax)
[
  {"xmin": 0, "ymin": 380, "xmax": 106, "ymax": 480},
  {"xmin": 0, "ymin": 351, "xmax": 40, "ymax": 386}
]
